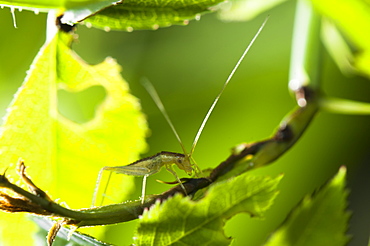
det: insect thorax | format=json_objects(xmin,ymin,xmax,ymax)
[{"xmin": 158, "ymin": 151, "xmax": 192, "ymax": 174}]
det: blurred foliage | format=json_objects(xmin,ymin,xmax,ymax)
[
  {"xmin": 0, "ymin": 0, "xmax": 369, "ymax": 245},
  {"xmin": 34, "ymin": 217, "xmax": 112, "ymax": 246},
  {"xmin": 218, "ymin": 0, "xmax": 288, "ymax": 21},
  {"xmin": 310, "ymin": 0, "xmax": 370, "ymax": 78},
  {"xmin": 265, "ymin": 167, "xmax": 350, "ymax": 246}
]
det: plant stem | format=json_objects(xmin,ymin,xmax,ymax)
[
  {"xmin": 289, "ymin": 0, "xmax": 321, "ymax": 92},
  {"xmin": 320, "ymin": 97, "xmax": 370, "ymax": 115}
]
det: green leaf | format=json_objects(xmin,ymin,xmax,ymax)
[
  {"xmin": 264, "ymin": 167, "xmax": 351, "ymax": 246},
  {"xmin": 0, "ymin": 0, "xmax": 119, "ymax": 14},
  {"xmin": 1, "ymin": 0, "xmax": 226, "ymax": 30},
  {"xmin": 134, "ymin": 174, "xmax": 282, "ymax": 245},
  {"xmin": 82, "ymin": 0, "xmax": 226, "ymax": 31},
  {"xmin": 217, "ymin": 0, "xmax": 286, "ymax": 22},
  {"xmin": 0, "ymin": 31, "xmax": 147, "ymax": 245},
  {"xmin": 310, "ymin": 0, "xmax": 370, "ymax": 78}
]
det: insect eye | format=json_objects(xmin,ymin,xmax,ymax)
[{"xmin": 177, "ymin": 158, "xmax": 183, "ymax": 164}]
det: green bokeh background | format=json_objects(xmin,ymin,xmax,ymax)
[{"xmin": 0, "ymin": 1, "xmax": 369, "ymax": 245}]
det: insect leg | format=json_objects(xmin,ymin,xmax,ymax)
[
  {"xmin": 141, "ymin": 174, "xmax": 149, "ymax": 204},
  {"xmin": 92, "ymin": 164, "xmax": 153, "ymax": 206},
  {"xmin": 166, "ymin": 166, "xmax": 187, "ymax": 195},
  {"xmin": 91, "ymin": 167, "xmax": 105, "ymax": 207},
  {"xmin": 100, "ymin": 171, "xmax": 113, "ymax": 206}
]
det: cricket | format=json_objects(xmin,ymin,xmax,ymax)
[{"xmin": 91, "ymin": 17, "xmax": 268, "ymax": 207}]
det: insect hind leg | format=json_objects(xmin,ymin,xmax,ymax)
[
  {"xmin": 91, "ymin": 167, "xmax": 113, "ymax": 207},
  {"xmin": 140, "ymin": 175, "xmax": 149, "ymax": 204}
]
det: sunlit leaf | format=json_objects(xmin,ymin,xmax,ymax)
[
  {"xmin": 135, "ymin": 174, "xmax": 282, "ymax": 245},
  {"xmin": 355, "ymin": 50, "xmax": 370, "ymax": 77},
  {"xmin": 310, "ymin": 0, "xmax": 370, "ymax": 78},
  {"xmin": 0, "ymin": 0, "xmax": 119, "ymax": 15},
  {"xmin": 264, "ymin": 167, "xmax": 350, "ymax": 246},
  {"xmin": 320, "ymin": 20, "xmax": 357, "ymax": 76},
  {"xmin": 0, "ymin": 31, "xmax": 147, "ymax": 245},
  {"xmin": 82, "ymin": 0, "xmax": 226, "ymax": 31}
]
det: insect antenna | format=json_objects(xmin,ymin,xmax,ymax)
[
  {"xmin": 189, "ymin": 16, "xmax": 269, "ymax": 158},
  {"xmin": 141, "ymin": 79, "xmax": 190, "ymax": 159}
]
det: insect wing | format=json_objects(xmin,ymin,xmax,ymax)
[{"xmin": 105, "ymin": 166, "xmax": 151, "ymax": 176}]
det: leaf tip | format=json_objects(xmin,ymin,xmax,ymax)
[{"xmin": 331, "ymin": 165, "xmax": 347, "ymax": 188}]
